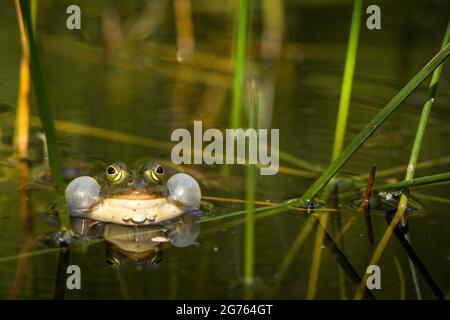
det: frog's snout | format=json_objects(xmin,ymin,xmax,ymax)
[
  {"xmin": 128, "ymin": 178, "xmax": 147, "ymax": 193},
  {"xmin": 65, "ymin": 176, "xmax": 101, "ymax": 215}
]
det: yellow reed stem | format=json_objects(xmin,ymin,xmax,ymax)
[
  {"xmin": 354, "ymin": 194, "xmax": 408, "ymax": 299},
  {"xmin": 306, "ymin": 213, "xmax": 329, "ymax": 299},
  {"xmin": 174, "ymin": 0, "xmax": 195, "ymax": 61},
  {"xmin": 13, "ymin": 0, "xmax": 31, "ymax": 159}
]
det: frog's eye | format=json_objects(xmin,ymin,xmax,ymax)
[
  {"xmin": 147, "ymin": 250, "xmax": 163, "ymax": 269},
  {"xmin": 144, "ymin": 163, "xmax": 165, "ymax": 183},
  {"xmin": 106, "ymin": 162, "xmax": 129, "ymax": 184},
  {"xmin": 106, "ymin": 256, "xmax": 121, "ymax": 268}
]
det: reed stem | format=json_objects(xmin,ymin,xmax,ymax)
[
  {"xmin": 297, "ymin": 42, "xmax": 450, "ymax": 206},
  {"xmin": 308, "ymin": 0, "xmax": 362, "ymax": 299},
  {"xmin": 19, "ymin": 0, "xmax": 63, "ymax": 188},
  {"xmin": 18, "ymin": 0, "xmax": 70, "ymax": 231},
  {"xmin": 306, "ymin": 212, "xmax": 328, "ymax": 299},
  {"xmin": 354, "ymin": 19, "xmax": 450, "ymax": 300},
  {"xmin": 354, "ymin": 194, "xmax": 408, "ymax": 299},
  {"xmin": 375, "ymin": 172, "xmax": 450, "ymax": 192},
  {"xmin": 332, "ymin": 0, "xmax": 362, "ymax": 161},
  {"xmin": 13, "ymin": 0, "xmax": 34, "ymax": 160},
  {"xmin": 244, "ymin": 80, "xmax": 258, "ymax": 296},
  {"xmin": 405, "ymin": 21, "xmax": 450, "ymax": 181},
  {"xmin": 230, "ymin": 0, "xmax": 249, "ymax": 129}
]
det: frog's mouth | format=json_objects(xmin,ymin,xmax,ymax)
[
  {"xmin": 107, "ymin": 192, "xmax": 163, "ymax": 200},
  {"xmin": 91, "ymin": 197, "xmax": 184, "ymax": 225}
]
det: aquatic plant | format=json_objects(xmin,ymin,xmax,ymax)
[
  {"xmin": 307, "ymin": 0, "xmax": 361, "ymax": 299},
  {"xmin": 230, "ymin": 0, "xmax": 249, "ymax": 130},
  {"xmin": 332, "ymin": 0, "xmax": 362, "ymax": 161},
  {"xmin": 13, "ymin": 0, "xmax": 34, "ymax": 160},
  {"xmin": 375, "ymin": 171, "xmax": 450, "ymax": 192},
  {"xmin": 354, "ymin": 20, "xmax": 450, "ymax": 300},
  {"xmin": 17, "ymin": 0, "xmax": 70, "ymax": 232},
  {"xmin": 244, "ymin": 80, "xmax": 258, "ymax": 297}
]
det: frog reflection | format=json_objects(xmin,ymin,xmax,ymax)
[{"xmin": 71, "ymin": 213, "xmax": 200, "ymax": 269}]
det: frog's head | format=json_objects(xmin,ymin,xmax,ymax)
[
  {"xmin": 100, "ymin": 161, "xmax": 169, "ymax": 201},
  {"xmin": 105, "ymin": 243, "xmax": 164, "ymax": 270},
  {"xmin": 65, "ymin": 162, "xmax": 201, "ymax": 225}
]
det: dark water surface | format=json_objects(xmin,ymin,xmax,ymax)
[{"xmin": 0, "ymin": 0, "xmax": 449, "ymax": 299}]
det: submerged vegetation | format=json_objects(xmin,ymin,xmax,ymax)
[{"xmin": 0, "ymin": 0, "xmax": 449, "ymax": 299}]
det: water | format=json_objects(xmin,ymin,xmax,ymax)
[{"xmin": 0, "ymin": 0, "xmax": 449, "ymax": 299}]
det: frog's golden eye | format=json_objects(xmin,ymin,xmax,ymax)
[
  {"xmin": 106, "ymin": 162, "xmax": 129, "ymax": 184},
  {"xmin": 144, "ymin": 163, "xmax": 165, "ymax": 183}
]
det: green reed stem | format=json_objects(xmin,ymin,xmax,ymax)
[
  {"xmin": 19, "ymin": 1, "xmax": 63, "ymax": 188},
  {"xmin": 354, "ymin": 20, "xmax": 450, "ymax": 300},
  {"xmin": 244, "ymin": 81, "xmax": 258, "ymax": 294},
  {"xmin": 230, "ymin": 0, "xmax": 249, "ymax": 129},
  {"xmin": 19, "ymin": 1, "xmax": 69, "ymax": 229},
  {"xmin": 204, "ymin": 41, "xmax": 450, "ymax": 224},
  {"xmin": 355, "ymin": 155, "xmax": 450, "ymax": 180},
  {"xmin": 0, "ymin": 246, "xmax": 63, "ymax": 263},
  {"xmin": 332, "ymin": 0, "xmax": 362, "ymax": 160},
  {"xmin": 309, "ymin": 0, "xmax": 362, "ymax": 299},
  {"xmin": 296, "ymin": 42, "xmax": 450, "ymax": 206},
  {"xmin": 388, "ymin": 21, "xmax": 450, "ymax": 298},
  {"xmin": 279, "ymin": 150, "xmax": 321, "ymax": 172},
  {"xmin": 30, "ymin": 0, "xmax": 37, "ymax": 30},
  {"xmin": 405, "ymin": 21, "xmax": 450, "ymax": 181},
  {"xmin": 375, "ymin": 172, "xmax": 450, "ymax": 192}
]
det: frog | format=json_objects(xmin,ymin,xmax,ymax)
[{"xmin": 64, "ymin": 161, "xmax": 202, "ymax": 226}]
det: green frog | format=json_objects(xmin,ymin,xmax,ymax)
[{"xmin": 65, "ymin": 161, "xmax": 202, "ymax": 225}]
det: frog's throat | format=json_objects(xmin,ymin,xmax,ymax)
[{"xmin": 90, "ymin": 198, "xmax": 184, "ymax": 225}]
